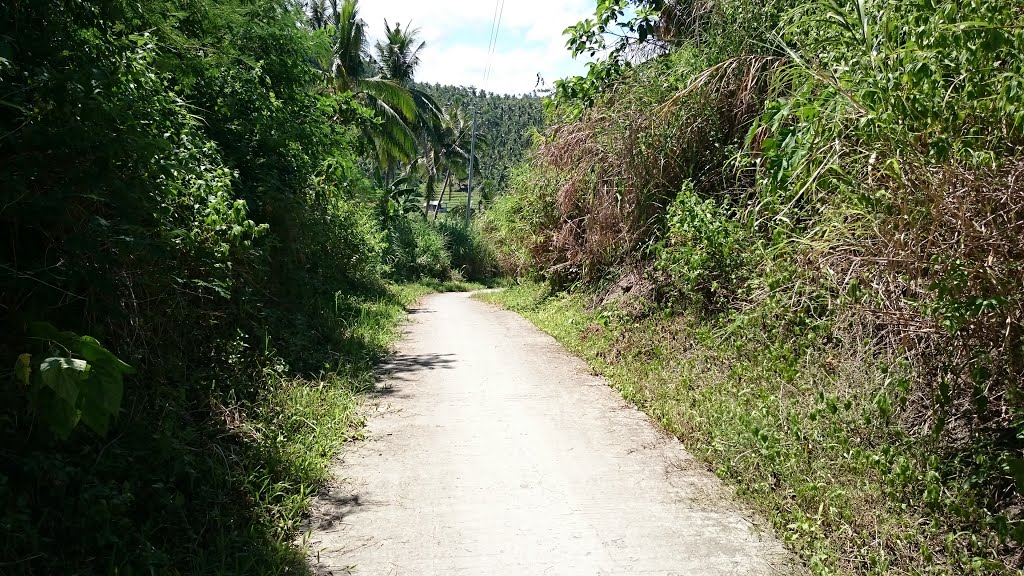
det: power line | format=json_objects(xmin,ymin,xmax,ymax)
[
  {"xmin": 467, "ymin": 0, "xmax": 504, "ymax": 228},
  {"xmin": 481, "ymin": 0, "xmax": 505, "ymax": 91},
  {"xmin": 484, "ymin": 0, "xmax": 501, "ymax": 65},
  {"xmin": 482, "ymin": 0, "xmax": 500, "ymax": 80}
]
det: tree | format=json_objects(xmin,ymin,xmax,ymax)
[
  {"xmin": 307, "ymin": 0, "xmax": 418, "ymax": 173},
  {"xmin": 425, "ymin": 104, "xmax": 486, "ymax": 220},
  {"xmin": 374, "ymin": 20, "xmax": 426, "ymax": 87},
  {"xmin": 326, "ymin": 0, "xmax": 369, "ymax": 90},
  {"xmin": 369, "ymin": 19, "xmax": 446, "ymax": 186},
  {"xmin": 419, "ymin": 84, "xmax": 543, "ymax": 197}
]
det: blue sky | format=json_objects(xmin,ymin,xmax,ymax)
[{"xmin": 359, "ymin": 0, "xmax": 595, "ymax": 95}]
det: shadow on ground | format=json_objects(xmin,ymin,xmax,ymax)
[
  {"xmin": 376, "ymin": 352, "xmax": 456, "ymax": 383},
  {"xmin": 310, "ymin": 491, "xmax": 366, "ymax": 531}
]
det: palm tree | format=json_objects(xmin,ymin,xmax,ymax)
[
  {"xmin": 374, "ymin": 21, "xmax": 425, "ymax": 87},
  {"xmin": 328, "ymin": 0, "xmax": 368, "ymax": 91},
  {"xmin": 306, "ymin": 0, "xmax": 418, "ymax": 174},
  {"xmin": 308, "ymin": 0, "xmax": 331, "ymax": 30},
  {"xmin": 425, "ymin": 104, "xmax": 486, "ymax": 220},
  {"xmin": 370, "ymin": 20, "xmax": 447, "ymax": 186},
  {"xmin": 421, "ymin": 104, "xmax": 466, "ymax": 217}
]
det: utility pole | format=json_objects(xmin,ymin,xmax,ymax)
[{"xmin": 464, "ymin": 106, "xmax": 478, "ymax": 229}]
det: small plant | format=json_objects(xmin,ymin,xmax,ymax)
[
  {"xmin": 14, "ymin": 324, "xmax": 134, "ymax": 438},
  {"xmin": 653, "ymin": 183, "xmax": 749, "ymax": 313}
]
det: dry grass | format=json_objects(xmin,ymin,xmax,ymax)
[
  {"xmin": 533, "ymin": 54, "xmax": 747, "ymax": 284},
  {"xmin": 483, "ymin": 1, "xmax": 1024, "ymax": 570}
]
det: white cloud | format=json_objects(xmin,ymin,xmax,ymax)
[{"xmin": 358, "ymin": 0, "xmax": 595, "ymax": 94}]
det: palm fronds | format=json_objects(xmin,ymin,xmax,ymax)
[{"xmin": 373, "ymin": 20, "xmax": 426, "ymax": 85}]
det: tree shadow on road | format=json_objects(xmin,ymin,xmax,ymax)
[
  {"xmin": 309, "ymin": 491, "xmax": 366, "ymax": 531},
  {"xmin": 375, "ymin": 353, "xmax": 456, "ymax": 386},
  {"xmin": 372, "ymin": 353, "xmax": 457, "ymax": 400}
]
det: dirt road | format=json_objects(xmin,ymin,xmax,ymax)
[{"xmin": 308, "ymin": 292, "xmax": 795, "ymax": 575}]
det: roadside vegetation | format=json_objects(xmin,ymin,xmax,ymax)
[
  {"xmin": 419, "ymin": 84, "xmax": 545, "ymax": 204},
  {"xmin": 0, "ymin": 0, "xmax": 507, "ymax": 572},
  {"xmin": 481, "ymin": 0, "xmax": 1024, "ymax": 574}
]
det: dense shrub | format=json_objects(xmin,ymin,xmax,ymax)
[
  {"xmin": 383, "ymin": 216, "xmax": 500, "ymax": 282},
  {"xmin": 436, "ymin": 220, "xmax": 499, "ymax": 281},
  {"xmin": 384, "ymin": 217, "xmax": 452, "ymax": 280},
  {"xmin": 0, "ymin": 0, "xmax": 461, "ymax": 572},
  {"xmin": 653, "ymin": 184, "xmax": 749, "ymax": 313},
  {"xmin": 488, "ymin": 0, "xmax": 1024, "ymax": 572},
  {"xmin": 479, "ymin": 162, "xmax": 561, "ymax": 279}
]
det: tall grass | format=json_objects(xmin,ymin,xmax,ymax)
[
  {"xmin": 1, "ymin": 282, "xmax": 430, "ymax": 575},
  {"xmin": 483, "ymin": 0, "xmax": 1024, "ymax": 572}
]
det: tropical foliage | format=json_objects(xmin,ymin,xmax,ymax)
[
  {"xmin": 484, "ymin": 0, "xmax": 1024, "ymax": 573},
  {"xmin": 421, "ymin": 83, "xmax": 544, "ymax": 199},
  {"xmin": 0, "ymin": 0, "xmax": 502, "ymax": 572}
]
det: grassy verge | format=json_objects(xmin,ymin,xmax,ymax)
[
  {"xmin": 1, "ymin": 282, "xmax": 442, "ymax": 575},
  {"xmin": 477, "ymin": 283, "xmax": 1017, "ymax": 576},
  {"xmin": 228, "ymin": 280, "xmax": 458, "ymax": 571},
  {"xmin": 227, "ymin": 283, "xmax": 431, "ymax": 571}
]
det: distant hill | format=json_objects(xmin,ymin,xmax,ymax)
[{"xmin": 418, "ymin": 84, "xmax": 544, "ymax": 197}]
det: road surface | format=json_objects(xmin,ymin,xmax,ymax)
[{"xmin": 307, "ymin": 292, "xmax": 796, "ymax": 575}]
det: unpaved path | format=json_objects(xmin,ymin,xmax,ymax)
[{"xmin": 308, "ymin": 292, "xmax": 796, "ymax": 575}]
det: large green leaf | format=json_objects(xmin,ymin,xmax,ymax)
[
  {"xmin": 38, "ymin": 357, "xmax": 89, "ymax": 406},
  {"xmin": 360, "ymin": 77, "xmax": 416, "ymax": 121},
  {"xmin": 35, "ymin": 387, "xmax": 81, "ymax": 440},
  {"xmin": 27, "ymin": 323, "xmax": 134, "ymax": 437},
  {"xmin": 409, "ymin": 87, "xmax": 444, "ymax": 132},
  {"xmin": 361, "ymin": 95, "xmax": 418, "ymax": 165},
  {"xmin": 79, "ymin": 387, "xmax": 113, "ymax": 436},
  {"xmin": 35, "ymin": 357, "xmax": 91, "ymax": 438},
  {"xmin": 78, "ymin": 336, "xmax": 133, "ymax": 415}
]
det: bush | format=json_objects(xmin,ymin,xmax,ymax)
[
  {"xmin": 479, "ymin": 161, "xmax": 560, "ymax": 279},
  {"xmin": 437, "ymin": 220, "xmax": 499, "ymax": 281},
  {"xmin": 384, "ymin": 216, "xmax": 452, "ymax": 281},
  {"xmin": 653, "ymin": 183, "xmax": 750, "ymax": 313},
  {"xmin": 410, "ymin": 219, "xmax": 452, "ymax": 280}
]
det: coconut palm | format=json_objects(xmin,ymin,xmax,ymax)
[
  {"xmin": 306, "ymin": 0, "xmax": 418, "ymax": 173},
  {"xmin": 421, "ymin": 105, "xmax": 465, "ymax": 217},
  {"xmin": 308, "ymin": 0, "xmax": 331, "ymax": 30},
  {"xmin": 370, "ymin": 20, "xmax": 448, "ymax": 184},
  {"xmin": 424, "ymin": 104, "xmax": 487, "ymax": 220},
  {"xmin": 374, "ymin": 21, "xmax": 425, "ymax": 87},
  {"xmin": 328, "ymin": 0, "xmax": 369, "ymax": 90}
]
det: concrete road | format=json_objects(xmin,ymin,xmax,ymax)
[{"xmin": 307, "ymin": 292, "xmax": 796, "ymax": 575}]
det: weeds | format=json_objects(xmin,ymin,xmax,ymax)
[
  {"xmin": 1, "ymin": 283, "xmax": 431, "ymax": 575},
  {"xmin": 482, "ymin": 282, "xmax": 1020, "ymax": 574},
  {"xmin": 482, "ymin": 1, "xmax": 1024, "ymax": 572}
]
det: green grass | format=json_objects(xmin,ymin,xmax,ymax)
[
  {"xmin": 399, "ymin": 278, "xmax": 487, "ymax": 295},
  {"xmin": 224, "ymin": 278, "xmax": 496, "ymax": 569},
  {"xmin": 231, "ymin": 282, "xmax": 442, "ymax": 571},
  {"xmin": 0, "ymin": 283, "xmax": 436, "ymax": 575},
  {"xmin": 478, "ymin": 283, "xmax": 1019, "ymax": 576},
  {"xmin": 433, "ymin": 190, "xmax": 471, "ymax": 213}
]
